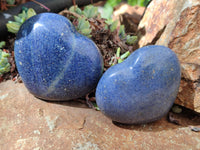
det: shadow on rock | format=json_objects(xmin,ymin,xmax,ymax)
[
  {"xmin": 36, "ymin": 97, "xmax": 90, "ymax": 109},
  {"xmin": 112, "ymin": 105, "xmax": 200, "ymax": 132}
]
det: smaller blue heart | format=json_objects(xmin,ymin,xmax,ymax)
[{"xmin": 96, "ymin": 45, "xmax": 181, "ymax": 124}]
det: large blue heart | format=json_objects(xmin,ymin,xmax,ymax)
[{"xmin": 15, "ymin": 13, "xmax": 103, "ymax": 101}]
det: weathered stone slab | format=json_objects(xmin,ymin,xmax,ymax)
[
  {"xmin": 138, "ymin": 0, "xmax": 200, "ymax": 112},
  {"xmin": 1, "ymin": 80, "xmax": 200, "ymax": 149}
]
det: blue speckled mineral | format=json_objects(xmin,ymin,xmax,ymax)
[
  {"xmin": 15, "ymin": 13, "xmax": 103, "ymax": 101},
  {"xmin": 96, "ymin": 45, "xmax": 181, "ymax": 124}
]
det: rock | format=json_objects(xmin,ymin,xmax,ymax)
[
  {"xmin": 1, "ymin": 80, "xmax": 200, "ymax": 149},
  {"xmin": 113, "ymin": 4, "xmax": 145, "ymax": 33},
  {"xmin": 14, "ymin": 13, "xmax": 103, "ymax": 101},
  {"xmin": 138, "ymin": 0, "xmax": 200, "ymax": 112},
  {"xmin": 96, "ymin": 45, "xmax": 181, "ymax": 124}
]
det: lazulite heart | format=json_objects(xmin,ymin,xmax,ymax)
[
  {"xmin": 15, "ymin": 13, "xmax": 103, "ymax": 101},
  {"xmin": 96, "ymin": 45, "xmax": 181, "ymax": 124}
]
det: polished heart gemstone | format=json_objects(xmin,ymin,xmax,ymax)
[
  {"xmin": 15, "ymin": 13, "xmax": 103, "ymax": 101},
  {"xmin": 96, "ymin": 45, "xmax": 181, "ymax": 124}
]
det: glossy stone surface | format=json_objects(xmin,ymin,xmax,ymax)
[
  {"xmin": 96, "ymin": 45, "xmax": 181, "ymax": 124},
  {"xmin": 14, "ymin": 13, "xmax": 103, "ymax": 101}
]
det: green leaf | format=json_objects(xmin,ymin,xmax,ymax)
[
  {"xmin": 106, "ymin": 0, "xmax": 121, "ymax": 7},
  {"xmin": 119, "ymin": 25, "xmax": 126, "ymax": 39},
  {"xmin": 0, "ymin": 63, "xmax": 10, "ymax": 75},
  {"xmin": 27, "ymin": 8, "xmax": 37, "ymax": 19},
  {"xmin": 18, "ymin": 10, "xmax": 27, "ymax": 19},
  {"xmin": 14, "ymin": 15, "xmax": 25, "ymax": 24},
  {"xmin": 127, "ymin": 0, "xmax": 150, "ymax": 6},
  {"xmin": 118, "ymin": 58, "xmax": 123, "ymax": 63},
  {"xmin": 92, "ymin": 102, "xmax": 100, "ymax": 111},
  {"xmin": 83, "ymin": 5, "xmax": 99, "ymax": 18},
  {"xmin": 126, "ymin": 35, "xmax": 138, "ymax": 45},
  {"xmin": 80, "ymin": 28, "xmax": 92, "ymax": 36},
  {"xmin": 7, "ymin": 7, "xmax": 37, "ymax": 34},
  {"xmin": 104, "ymin": 25, "xmax": 108, "ymax": 30},
  {"xmin": 0, "ymin": 50, "xmax": 10, "ymax": 76},
  {"xmin": 101, "ymin": 3, "xmax": 113, "ymax": 19},
  {"xmin": 6, "ymin": 0, "xmax": 15, "ymax": 5},
  {"xmin": 172, "ymin": 105, "xmax": 182, "ymax": 113},
  {"xmin": 0, "ymin": 41, "xmax": 6, "ymax": 49},
  {"xmin": 6, "ymin": 22, "xmax": 21, "ymax": 34},
  {"xmin": 77, "ymin": 17, "xmax": 91, "ymax": 37},
  {"xmin": 105, "ymin": 19, "xmax": 113, "ymax": 25},
  {"xmin": 144, "ymin": 0, "xmax": 151, "ymax": 6},
  {"xmin": 22, "ymin": 6, "xmax": 29, "ymax": 13},
  {"xmin": 114, "ymin": 48, "xmax": 130, "ymax": 64},
  {"xmin": 116, "ymin": 47, "xmax": 121, "ymax": 57},
  {"xmin": 120, "ymin": 51, "xmax": 130, "ymax": 60},
  {"xmin": 69, "ymin": 5, "xmax": 83, "ymax": 15},
  {"xmin": 78, "ymin": 18, "xmax": 90, "ymax": 30},
  {"xmin": 1, "ymin": 52, "xmax": 10, "ymax": 58},
  {"xmin": 110, "ymin": 20, "xmax": 118, "ymax": 32},
  {"xmin": 116, "ymin": 48, "xmax": 130, "ymax": 64}
]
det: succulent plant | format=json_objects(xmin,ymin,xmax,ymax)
[
  {"xmin": 126, "ymin": 35, "xmax": 138, "ymax": 45},
  {"xmin": 69, "ymin": 5, "xmax": 83, "ymax": 16},
  {"xmin": 68, "ymin": 4, "xmax": 138, "ymax": 46},
  {"xmin": 69, "ymin": 5, "xmax": 100, "ymax": 18},
  {"xmin": 6, "ymin": 7, "xmax": 36, "ymax": 34},
  {"xmin": 69, "ymin": 5, "xmax": 99, "ymax": 37},
  {"xmin": 77, "ymin": 17, "xmax": 92, "ymax": 37},
  {"xmin": 82, "ymin": 5, "xmax": 99, "ymax": 18},
  {"xmin": 0, "ymin": 41, "xmax": 6, "ymax": 48},
  {"xmin": 109, "ymin": 47, "xmax": 130, "ymax": 66},
  {"xmin": 0, "ymin": 41, "xmax": 10, "ymax": 76}
]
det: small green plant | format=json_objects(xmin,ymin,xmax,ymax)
[
  {"xmin": 69, "ymin": 5, "xmax": 137, "ymax": 45},
  {"xmin": 6, "ymin": 7, "xmax": 36, "ymax": 34},
  {"xmin": 109, "ymin": 47, "xmax": 130, "ymax": 66},
  {"xmin": 0, "ymin": 41, "xmax": 10, "ymax": 76},
  {"xmin": 69, "ymin": 5, "xmax": 100, "ymax": 18},
  {"xmin": 77, "ymin": 17, "xmax": 92, "ymax": 37},
  {"xmin": 6, "ymin": 0, "xmax": 15, "ymax": 5},
  {"xmin": 118, "ymin": 25, "xmax": 138, "ymax": 45},
  {"xmin": 128, "ymin": 0, "xmax": 150, "ymax": 6},
  {"xmin": 69, "ymin": 5, "xmax": 83, "ymax": 16},
  {"xmin": 0, "ymin": 41, "xmax": 6, "ymax": 48},
  {"xmin": 102, "ymin": 0, "xmax": 151, "ymax": 20},
  {"xmin": 126, "ymin": 35, "xmax": 138, "ymax": 45},
  {"xmin": 82, "ymin": 5, "xmax": 99, "ymax": 19},
  {"xmin": 105, "ymin": 19, "xmax": 118, "ymax": 32},
  {"xmin": 105, "ymin": 20, "xmax": 137, "ymax": 44},
  {"xmin": 172, "ymin": 105, "xmax": 182, "ymax": 114},
  {"xmin": 118, "ymin": 25, "xmax": 126, "ymax": 39},
  {"xmin": 69, "ymin": 5, "xmax": 100, "ymax": 37}
]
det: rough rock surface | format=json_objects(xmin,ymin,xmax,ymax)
[
  {"xmin": 1, "ymin": 81, "xmax": 200, "ymax": 149},
  {"xmin": 138, "ymin": 0, "xmax": 200, "ymax": 112},
  {"xmin": 113, "ymin": 4, "xmax": 145, "ymax": 33}
]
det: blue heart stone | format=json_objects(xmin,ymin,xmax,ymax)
[
  {"xmin": 14, "ymin": 13, "xmax": 103, "ymax": 101},
  {"xmin": 96, "ymin": 45, "xmax": 181, "ymax": 124}
]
